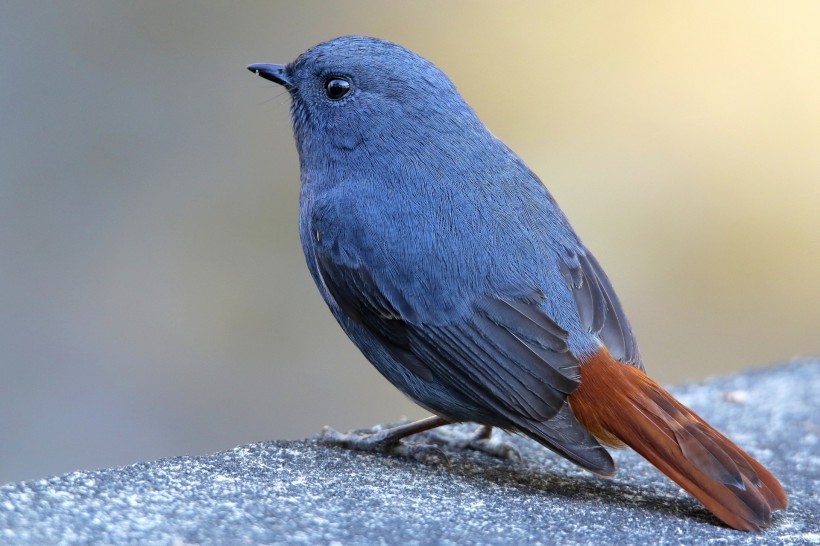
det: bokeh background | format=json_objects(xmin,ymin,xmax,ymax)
[{"xmin": 1, "ymin": 1, "xmax": 818, "ymax": 485}]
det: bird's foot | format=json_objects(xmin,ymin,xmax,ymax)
[
  {"xmin": 313, "ymin": 418, "xmax": 520, "ymax": 464},
  {"xmin": 425, "ymin": 425, "xmax": 521, "ymax": 461},
  {"xmin": 313, "ymin": 416, "xmax": 451, "ymax": 465}
]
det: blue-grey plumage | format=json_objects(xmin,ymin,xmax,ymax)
[
  {"xmin": 248, "ymin": 36, "xmax": 785, "ymax": 530},
  {"xmin": 252, "ymin": 36, "xmax": 639, "ymax": 475}
]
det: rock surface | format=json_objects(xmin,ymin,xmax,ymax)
[{"xmin": 1, "ymin": 359, "xmax": 818, "ymax": 545}]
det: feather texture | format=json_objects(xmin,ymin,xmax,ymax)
[
  {"xmin": 569, "ymin": 349, "xmax": 787, "ymax": 531},
  {"xmin": 251, "ymin": 35, "xmax": 787, "ymax": 530}
]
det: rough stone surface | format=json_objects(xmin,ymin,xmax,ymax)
[{"xmin": 1, "ymin": 359, "xmax": 818, "ymax": 545}]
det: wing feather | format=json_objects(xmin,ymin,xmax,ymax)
[
  {"xmin": 312, "ymin": 245, "xmax": 621, "ymax": 474},
  {"xmin": 560, "ymin": 249, "xmax": 641, "ymax": 368}
]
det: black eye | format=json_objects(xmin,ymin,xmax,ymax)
[{"xmin": 324, "ymin": 78, "xmax": 351, "ymax": 100}]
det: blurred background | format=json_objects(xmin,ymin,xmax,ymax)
[{"xmin": 1, "ymin": 1, "xmax": 818, "ymax": 485}]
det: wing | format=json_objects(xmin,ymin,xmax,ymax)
[
  {"xmin": 314, "ymin": 250, "xmax": 615, "ymax": 474},
  {"xmin": 559, "ymin": 247, "xmax": 642, "ymax": 369}
]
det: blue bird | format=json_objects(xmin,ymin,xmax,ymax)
[{"xmin": 248, "ymin": 36, "xmax": 785, "ymax": 531}]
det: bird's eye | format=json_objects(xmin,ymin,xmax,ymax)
[{"xmin": 324, "ymin": 78, "xmax": 351, "ymax": 100}]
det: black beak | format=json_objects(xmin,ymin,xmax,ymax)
[{"xmin": 247, "ymin": 63, "xmax": 291, "ymax": 87}]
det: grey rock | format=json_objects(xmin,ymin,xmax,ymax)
[{"xmin": 1, "ymin": 359, "xmax": 818, "ymax": 545}]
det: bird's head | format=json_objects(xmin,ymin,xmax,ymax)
[{"xmin": 248, "ymin": 36, "xmax": 487, "ymax": 167}]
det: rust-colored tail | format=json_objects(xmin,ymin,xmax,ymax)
[{"xmin": 568, "ymin": 349, "xmax": 787, "ymax": 531}]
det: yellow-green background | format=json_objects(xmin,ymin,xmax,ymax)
[{"xmin": 1, "ymin": 1, "xmax": 818, "ymax": 484}]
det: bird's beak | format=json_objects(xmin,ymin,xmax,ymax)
[{"xmin": 247, "ymin": 63, "xmax": 292, "ymax": 88}]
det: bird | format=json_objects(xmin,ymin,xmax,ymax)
[{"xmin": 247, "ymin": 36, "xmax": 786, "ymax": 531}]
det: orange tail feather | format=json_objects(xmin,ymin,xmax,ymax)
[{"xmin": 568, "ymin": 349, "xmax": 787, "ymax": 531}]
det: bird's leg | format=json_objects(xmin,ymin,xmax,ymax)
[
  {"xmin": 315, "ymin": 415, "xmax": 452, "ymax": 464},
  {"xmin": 475, "ymin": 424, "xmax": 493, "ymax": 440},
  {"xmin": 316, "ymin": 418, "xmax": 520, "ymax": 463},
  {"xmin": 425, "ymin": 424, "xmax": 521, "ymax": 461}
]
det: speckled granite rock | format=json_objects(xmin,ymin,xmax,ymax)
[{"xmin": 1, "ymin": 359, "xmax": 818, "ymax": 545}]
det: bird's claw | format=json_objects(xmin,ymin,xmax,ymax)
[
  {"xmin": 390, "ymin": 442, "xmax": 450, "ymax": 466},
  {"xmin": 425, "ymin": 426, "xmax": 522, "ymax": 462},
  {"xmin": 460, "ymin": 438, "xmax": 521, "ymax": 462},
  {"xmin": 313, "ymin": 425, "xmax": 450, "ymax": 465}
]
